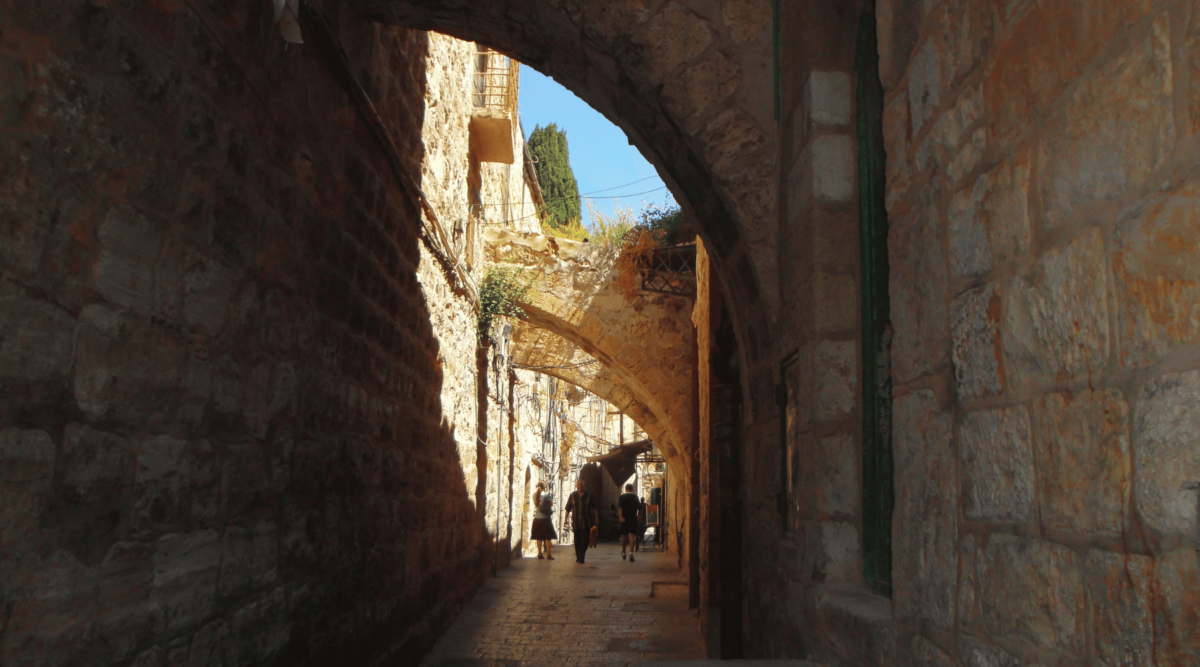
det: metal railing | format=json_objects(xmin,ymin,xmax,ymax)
[{"xmin": 473, "ymin": 47, "xmax": 519, "ymax": 115}]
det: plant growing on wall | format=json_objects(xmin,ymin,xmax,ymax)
[
  {"xmin": 528, "ymin": 124, "xmax": 582, "ymax": 231},
  {"xmin": 477, "ymin": 267, "xmax": 529, "ymax": 343},
  {"xmin": 614, "ymin": 228, "xmax": 660, "ymax": 302},
  {"xmin": 637, "ymin": 201, "xmax": 685, "ymax": 245}
]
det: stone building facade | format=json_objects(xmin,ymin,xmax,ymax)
[{"xmin": 4, "ymin": 1, "xmax": 1200, "ymax": 667}]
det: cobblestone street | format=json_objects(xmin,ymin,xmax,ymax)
[{"xmin": 421, "ymin": 545, "xmax": 705, "ymax": 667}]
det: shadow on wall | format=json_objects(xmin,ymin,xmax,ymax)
[{"xmin": 0, "ymin": 2, "xmax": 512, "ymax": 666}]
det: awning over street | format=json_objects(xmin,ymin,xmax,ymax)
[{"xmin": 586, "ymin": 440, "xmax": 653, "ymax": 486}]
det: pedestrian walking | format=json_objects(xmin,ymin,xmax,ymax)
[
  {"xmin": 564, "ymin": 477, "xmax": 599, "ymax": 564},
  {"xmin": 637, "ymin": 496, "xmax": 648, "ymax": 551},
  {"xmin": 530, "ymin": 481, "xmax": 557, "ymax": 560},
  {"xmin": 618, "ymin": 483, "xmax": 640, "ymax": 561}
]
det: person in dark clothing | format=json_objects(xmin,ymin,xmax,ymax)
[
  {"xmin": 636, "ymin": 496, "xmax": 648, "ymax": 552},
  {"xmin": 564, "ymin": 477, "xmax": 599, "ymax": 564},
  {"xmin": 618, "ymin": 483, "xmax": 641, "ymax": 561}
]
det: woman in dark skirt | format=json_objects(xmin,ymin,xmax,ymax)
[{"xmin": 531, "ymin": 481, "xmax": 557, "ymax": 560}]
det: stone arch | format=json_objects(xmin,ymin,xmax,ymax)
[
  {"xmin": 363, "ymin": 0, "xmax": 777, "ymax": 381},
  {"xmin": 510, "ymin": 326, "xmax": 677, "ymax": 465},
  {"xmin": 485, "ymin": 229, "xmax": 695, "ymax": 471}
]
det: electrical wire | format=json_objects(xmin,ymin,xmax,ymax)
[
  {"xmin": 579, "ymin": 175, "xmax": 660, "ymax": 196},
  {"xmin": 512, "ymin": 359, "xmax": 599, "ymax": 372},
  {"xmin": 431, "ymin": 185, "xmax": 669, "ymax": 213}
]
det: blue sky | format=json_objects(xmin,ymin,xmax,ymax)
[{"xmin": 517, "ymin": 66, "xmax": 674, "ymax": 226}]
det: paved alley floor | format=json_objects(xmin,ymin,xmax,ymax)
[{"xmin": 421, "ymin": 543, "xmax": 706, "ymax": 667}]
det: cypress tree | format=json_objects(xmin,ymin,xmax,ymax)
[{"xmin": 527, "ymin": 124, "xmax": 582, "ymax": 230}]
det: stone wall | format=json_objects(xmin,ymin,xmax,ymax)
[
  {"xmin": 878, "ymin": 0, "xmax": 1200, "ymax": 664},
  {"xmin": 0, "ymin": 2, "xmax": 542, "ymax": 664},
  {"xmin": 735, "ymin": 1, "xmax": 1200, "ymax": 665}
]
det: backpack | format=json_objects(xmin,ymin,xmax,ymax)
[{"xmin": 538, "ymin": 492, "xmax": 553, "ymax": 516}]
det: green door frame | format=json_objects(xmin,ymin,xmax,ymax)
[{"xmin": 856, "ymin": 1, "xmax": 894, "ymax": 597}]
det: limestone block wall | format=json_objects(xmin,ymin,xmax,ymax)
[
  {"xmin": 731, "ymin": 2, "xmax": 873, "ymax": 661},
  {"xmin": 421, "ymin": 32, "xmax": 541, "ymax": 270},
  {"xmin": 880, "ymin": 0, "xmax": 1200, "ymax": 665},
  {"xmin": 0, "ymin": 2, "xmax": 537, "ymax": 666}
]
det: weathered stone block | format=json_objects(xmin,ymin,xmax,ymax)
[
  {"xmin": 907, "ymin": 0, "xmax": 993, "ymax": 137},
  {"xmin": 907, "ymin": 39, "xmax": 942, "ymax": 137},
  {"xmin": 218, "ymin": 526, "xmax": 252, "ymax": 598},
  {"xmin": 808, "ymin": 71, "xmax": 851, "ymax": 126},
  {"xmin": 812, "ymin": 272, "xmax": 857, "ymax": 332},
  {"xmin": 0, "ymin": 282, "xmax": 75, "ymax": 382},
  {"xmin": 131, "ymin": 646, "xmax": 165, "ymax": 667},
  {"xmin": 188, "ymin": 621, "xmax": 229, "ymax": 667},
  {"xmin": 948, "ymin": 154, "xmax": 1030, "ymax": 280},
  {"xmin": 911, "ymin": 635, "xmax": 955, "ymax": 667},
  {"xmin": 947, "ymin": 127, "xmax": 986, "ymax": 184},
  {"xmin": 811, "ymin": 134, "xmax": 854, "ymax": 202},
  {"xmin": 892, "ymin": 390, "xmax": 956, "ymax": 629},
  {"xmin": 152, "ymin": 530, "xmax": 220, "ymax": 633},
  {"xmin": 212, "ymin": 353, "xmax": 242, "ymax": 416},
  {"xmin": 1153, "ymin": 548, "xmax": 1200, "ymax": 664},
  {"xmin": 883, "ymin": 89, "xmax": 912, "ymax": 208},
  {"xmin": 813, "ymin": 340, "xmax": 856, "ymax": 422},
  {"xmin": 661, "ymin": 50, "xmax": 739, "ymax": 131},
  {"xmin": 951, "ymin": 283, "xmax": 1002, "ymax": 400},
  {"xmin": 243, "ymin": 362, "xmax": 273, "ymax": 439},
  {"xmin": 890, "ymin": 191, "xmax": 949, "ymax": 383},
  {"xmin": 1002, "ymin": 229, "xmax": 1109, "ymax": 387},
  {"xmin": 632, "ymin": 2, "xmax": 714, "ymax": 80},
  {"xmin": 915, "ymin": 84, "xmax": 984, "ymax": 179},
  {"xmin": 957, "ymin": 635, "xmax": 1018, "ymax": 667},
  {"xmin": 816, "ymin": 587, "xmax": 895, "ymax": 666},
  {"xmin": 1032, "ymin": 390, "xmax": 1130, "ymax": 538},
  {"xmin": 0, "ymin": 428, "xmax": 54, "ymax": 554},
  {"xmin": 986, "ymin": 0, "xmax": 1154, "ymax": 137},
  {"xmin": 134, "ymin": 434, "xmax": 193, "ymax": 530},
  {"xmin": 0, "ymin": 550, "xmax": 98, "ymax": 666},
  {"xmin": 1114, "ymin": 182, "xmax": 1200, "ymax": 367},
  {"xmin": 1040, "ymin": 17, "xmax": 1174, "ymax": 229},
  {"xmin": 227, "ymin": 587, "xmax": 291, "ymax": 666},
  {"xmin": 808, "ymin": 521, "xmax": 860, "ymax": 583},
  {"xmin": 957, "ymin": 533, "xmax": 981, "ymax": 628},
  {"xmin": 250, "ymin": 520, "xmax": 279, "ymax": 587},
  {"xmin": 980, "ymin": 534, "xmax": 1084, "ymax": 652},
  {"xmin": 73, "ymin": 305, "xmax": 189, "ymax": 425},
  {"xmin": 960, "ymin": 406, "xmax": 1034, "ymax": 523},
  {"xmin": 182, "ymin": 250, "xmax": 239, "ymax": 336},
  {"xmin": 62, "ymin": 423, "xmax": 131, "ymax": 507},
  {"xmin": 814, "ymin": 434, "xmax": 857, "ymax": 518},
  {"xmin": 94, "ymin": 205, "xmax": 162, "ymax": 312},
  {"xmin": 1134, "ymin": 370, "xmax": 1200, "ymax": 538},
  {"xmin": 700, "ymin": 109, "xmax": 767, "ymax": 181},
  {"xmin": 1085, "ymin": 549, "xmax": 1155, "ymax": 667},
  {"xmin": 97, "ymin": 541, "xmax": 155, "ymax": 662},
  {"xmin": 723, "ymin": 0, "xmax": 772, "ymax": 44}
]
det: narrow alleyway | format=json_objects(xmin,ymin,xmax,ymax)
[{"xmin": 421, "ymin": 546, "xmax": 705, "ymax": 667}]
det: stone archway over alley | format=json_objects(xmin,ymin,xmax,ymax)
[{"xmin": 2, "ymin": 0, "xmax": 1200, "ymax": 666}]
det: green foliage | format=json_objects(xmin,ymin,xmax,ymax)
[
  {"xmin": 541, "ymin": 217, "xmax": 589, "ymax": 242},
  {"xmin": 528, "ymin": 124, "xmax": 582, "ymax": 230},
  {"xmin": 477, "ymin": 267, "xmax": 529, "ymax": 343},
  {"xmin": 637, "ymin": 201, "xmax": 685, "ymax": 245},
  {"xmin": 583, "ymin": 199, "xmax": 636, "ymax": 249},
  {"xmin": 540, "ymin": 198, "xmax": 686, "ymax": 251}
]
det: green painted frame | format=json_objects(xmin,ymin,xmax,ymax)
[{"xmin": 856, "ymin": 1, "xmax": 894, "ymax": 597}]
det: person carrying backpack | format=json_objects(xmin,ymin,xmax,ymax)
[{"xmin": 531, "ymin": 481, "xmax": 557, "ymax": 560}]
